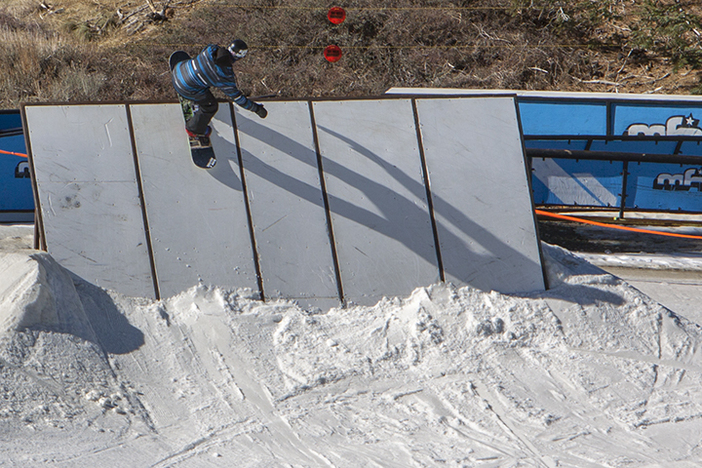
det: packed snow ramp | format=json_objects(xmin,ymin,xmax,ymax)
[{"xmin": 22, "ymin": 96, "xmax": 545, "ymax": 306}]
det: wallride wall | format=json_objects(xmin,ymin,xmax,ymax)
[{"xmin": 23, "ymin": 96, "xmax": 546, "ymax": 308}]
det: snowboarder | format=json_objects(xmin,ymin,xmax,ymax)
[{"xmin": 170, "ymin": 39, "xmax": 268, "ymax": 142}]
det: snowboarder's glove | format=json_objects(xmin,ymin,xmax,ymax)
[{"xmin": 252, "ymin": 103, "xmax": 268, "ymax": 119}]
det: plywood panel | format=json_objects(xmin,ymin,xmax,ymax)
[
  {"xmin": 313, "ymin": 99, "xmax": 440, "ymax": 306},
  {"xmin": 235, "ymin": 102, "xmax": 340, "ymax": 309},
  {"xmin": 24, "ymin": 104, "xmax": 155, "ymax": 298},
  {"xmin": 416, "ymin": 97, "xmax": 545, "ymax": 293},
  {"xmin": 129, "ymin": 103, "xmax": 258, "ymax": 298}
]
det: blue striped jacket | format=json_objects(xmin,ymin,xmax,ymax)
[{"xmin": 172, "ymin": 45, "xmax": 255, "ymax": 110}]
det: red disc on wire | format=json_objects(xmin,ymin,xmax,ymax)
[
  {"xmin": 324, "ymin": 45, "xmax": 342, "ymax": 62},
  {"xmin": 327, "ymin": 6, "xmax": 346, "ymax": 25}
]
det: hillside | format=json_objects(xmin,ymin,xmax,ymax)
[{"xmin": 1, "ymin": 0, "xmax": 702, "ymax": 108}]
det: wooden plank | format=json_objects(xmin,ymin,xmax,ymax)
[
  {"xmin": 24, "ymin": 104, "xmax": 155, "ymax": 298},
  {"xmin": 416, "ymin": 97, "xmax": 545, "ymax": 293},
  {"xmin": 129, "ymin": 103, "xmax": 259, "ymax": 298},
  {"xmin": 235, "ymin": 101, "xmax": 340, "ymax": 309},
  {"xmin": 313, "ymin": 99, "xmax": 441, "ymax": 306}
]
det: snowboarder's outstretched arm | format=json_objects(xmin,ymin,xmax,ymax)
[
  {"xmin": 229, "ymin": 92, "xmax": 267, "ymax": 118},
  {"xmin": 207, "ymin": 45, "xmax": 267, "ymax": 118}
]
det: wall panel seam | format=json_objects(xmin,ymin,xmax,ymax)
[
  {"xmin": 309, "ymin": 101, "xmax": 345, "ymax": 305},
  {"xmin": 230, "ymin": 102, "xmax": 265, "ymax": 301},
  {"xmin": 126, "ymin": 104, "xmax": 161, "ymax": 299},
  {"xmin": 412, "ymin": 99, "xmax": 445, "ymax": 283}
]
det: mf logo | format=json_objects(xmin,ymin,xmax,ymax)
[
  {"xmin": 625, "ymin": 114, "xmax": 702, "ymax": 136},
  {"xmin": 15, "ymin": 161, "xmax": 30, "ymax": 178},
  {"xmin": 625, "ymin": 113, "xmax": 702, "ymax": 193},
  {"xmin": 654, "ymin": 168, "xmax": 702, "ymax": 191}
]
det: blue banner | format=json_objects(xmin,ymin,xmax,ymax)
[
  {"xmin": 0, "ymin": 111, "xmax": 21, "ymax": 130},
  {"xmin": 613, "ymin": 103, "xmax": 702, "ymax": 138},
  {"xmin": 531, "ymin": 157, "xmax": 623, "ymax": 207},
  {"xmin": 0, "ymin": 111, "xmax": 33, "ymax": 214},
  {"xmin": 626, "ymin": 162, "xmax": 702, "ymax": 211},
  {"xmin": 519, "ymin": 100, "xmax": 607, "ymax": 135},
  {"xmin": 522, "ymin": 98, "xmax": 702, "ymax": 212}
]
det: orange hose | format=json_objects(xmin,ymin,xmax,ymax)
[
  {"xmin": 535, "ymin": 209, "xmax": 702, "ymax": 240},
  {"xmin": 0, "ymin": 148, "xmax": 27, "ymax": 158}
]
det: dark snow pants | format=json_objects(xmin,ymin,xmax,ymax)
[{"xmin": 186, "ymin": 89, "xmax": 218, "ymax": 136}]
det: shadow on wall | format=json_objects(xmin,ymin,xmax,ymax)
[
  {"xmin": 71, "ymin": 274, "xmax": 145, "ymax": 355},
  {"xmin": 207, "ymin": 113, "xmax": 542, "ymax": 293}
]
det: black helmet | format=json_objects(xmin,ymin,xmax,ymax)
[{"xmin": 228, "ymin": 39, "xmax": 248, "ymax": 60}]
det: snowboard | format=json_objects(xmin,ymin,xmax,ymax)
[{"xmin": 169, "ymin": 50, "xmax": 217, "ymax": 169}]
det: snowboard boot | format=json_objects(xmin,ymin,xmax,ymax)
[{"xmin": 186, "ymin": 126, "xmax": 212, "ymax": 148}]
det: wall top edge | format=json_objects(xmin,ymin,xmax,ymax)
[
  {"xmin": 386, "ymin": 87, "xmax": 702, "ymax": 103},
  {"xmin": 20, "ymin": 93, "xmax": 519, "ymax": 109}
]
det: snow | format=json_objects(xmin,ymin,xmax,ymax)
[{"xmin": 2, "ymin": 223, "xmax": 702, "ymax": 466}]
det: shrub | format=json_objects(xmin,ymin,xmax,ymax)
[{"xmin": 629, "ymin": 0, "xmax": 702, "ymax": 69}]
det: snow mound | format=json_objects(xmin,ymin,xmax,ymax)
[
  {"xmin": 0, "ymin": 252, "xmax": 150, "ymax": 436},
  {"xmin": 2, "ymin": 244, "xmax": 702, "ymax": 466},
  {"xmin": 0, "ymin": 252, "xmax": 91, "ymax": 334}
]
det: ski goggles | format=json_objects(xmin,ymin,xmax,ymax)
[{"xmin": 228, "ymin": 46, "xmax": 248, "ymax": 60}]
